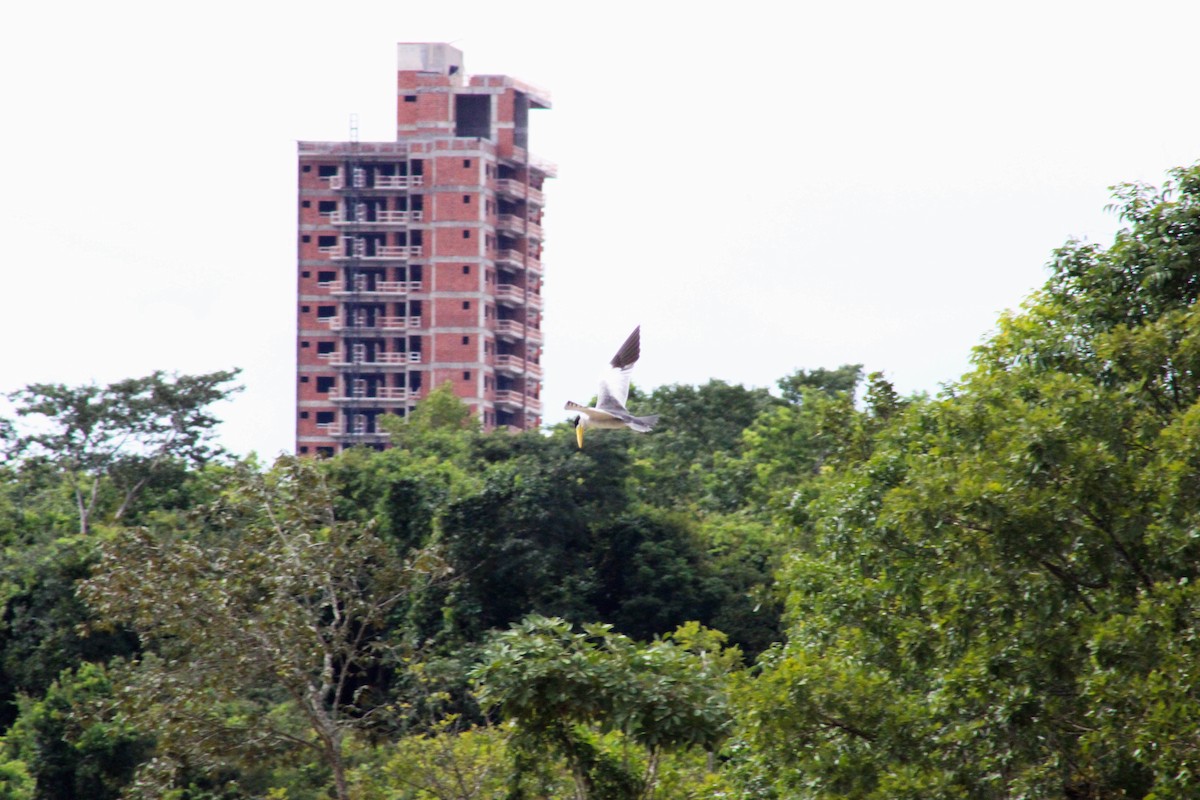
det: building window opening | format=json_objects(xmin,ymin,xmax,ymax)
[{"xmin": 514, "ymin": 92, "xmax": 530, "ymax": 149}]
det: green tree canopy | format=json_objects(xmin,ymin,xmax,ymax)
[
  {"xmin": 472, "ymin": 616, "xmax": 737, "ymax": 800},
  {"xmin": 80, "ymin": 456, "xmax": 448, "ymax": 800},
  {"xmin": 733, "ymin": 164, "xmax": 1200, "ymax": 799},
  {"xmin": 4, "ymin": 369, "xmax": 240, "ymax": 534}
]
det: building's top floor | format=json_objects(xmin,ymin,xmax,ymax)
[
  {"xmin": 396, "ymin": 43, "xmax": 552, "ymax": 108},
  {"xmin": 395, "ymin": 43, "xmax": 549, "ymax": 152},
  {"xmin": 297, "ymin": 44, "xmax": 554, "ymax": 178}
]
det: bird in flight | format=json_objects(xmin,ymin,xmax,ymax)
[{"xmin": 565, "ymin": 325, "xmax": 659, "ymax": 448}]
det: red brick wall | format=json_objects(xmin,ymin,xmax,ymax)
[
  {"xmin": 432, "ymin": 227, "xmax": 481, "ymax": 258},
  {"xmin": 432, "ymin": 331, "xmax": 481, "ymax": 363},
  {"xmin": 433, "ymin": 262, "xmax": 480, "ymax": 292},
  {"xmin": 432, "ymin": 297, "xmax": 479, "ymax": 328},
  {"xmin": 430, "ymin": 190, "xmax": 480, "ymax": 222}
]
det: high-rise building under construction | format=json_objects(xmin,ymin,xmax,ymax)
[{"xmin": 296, "ymin": 43, "xmax": 552, "ymax": 455}]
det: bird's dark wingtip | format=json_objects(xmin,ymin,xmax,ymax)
[{"xmin": 610, "ymin": 325, "xmax": 641, "ymax": 370}]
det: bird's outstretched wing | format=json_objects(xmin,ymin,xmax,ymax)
[
  {"xmin": 596, "ymin": 326, "xmax": 640, "ymax": 412},
  {"xmin": 565, "ymin": 400, "xmax": 622, "ymax": 422}
]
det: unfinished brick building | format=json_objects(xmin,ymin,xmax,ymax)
[{"xmin": 296, "ymin": 43, "xmax": 552, "ymax": 455}]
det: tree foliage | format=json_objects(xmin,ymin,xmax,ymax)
[
  {"xmin": 80, "ymin": 456, "xmax": 449, "ymax": 800},
  {"xmin": 4, "ymin": 370, "xmax": 240, "ymax": 534},
  {"xmin": 2, "ymin": 663, "xmax": 149, "ymax": 800},
  {"xmin": 471, "ymin": 616, "xmax": 737, "ymax": 800},
  {"xmin": 732, "ymin": 164, "xmax": 1200, "ymax": 799}
]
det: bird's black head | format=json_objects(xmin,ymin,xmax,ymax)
[{"xmin": 570, "ymin": 415, "xmax": 580, "ymax": 428}]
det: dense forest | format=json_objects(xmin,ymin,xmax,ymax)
[{"xmin": 2, "ymin": 165, "xmax": 1200, "ymax": 799}]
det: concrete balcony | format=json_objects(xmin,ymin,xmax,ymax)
[
  {"xmin": 332, "ymin": 241, "xmax": 423, "ymax": 261},
  {"xmin": 494, "ymin": 319, "xmax": 539, "ymax": 340},
  {"xmin": 504, "ymin": 147, "xmax": 558, "ymax": 178},
  {"xmin": 495, "ymin": 355, "xmax": 524, "ymax": 374},
  {"xmin": 331, "ymin": 351, "xmax": 422, "ymax": 367},
  {"xmin": 329, "ymin": 280, "xmax": 422, "ymax": 296},
  {"xmin": 493, "ymin": 389, "xmax": 533, "ymax": 408},
  {"xmin": 322, "ymin": 315, "xmax": 423, "ymax": 333},
  {"xmin": 494, "ymin": 284, "xmax": 525, "ymax": 305},
  {"xmin": 496, "ymin": 214, "xmax": 543, "ymax": 241},
  {"xmin": 330, "ymin": 386, "xmax": 422, "ymax": 403},
  {"xmin": 330, "ymin": 428, "xmax": 391, "ymax": 442},
  {"xmin": 331, "ymin": 209, "xmax": 423, "ymax": 226},
  {"xmin": 374, "ymin": 175, "xmax": 424, "ymax": 190},
  {"xmin": 330, "ymin": 173, "xmax": 424, "ymax": 191},
  {"xmin": 495, "ymin": 356, "xmax": 544, "ymax": 379},
  {"xmin": 494, "ymin": 319, "xmax": 521, "ymax": 339},
  {"xmin": 494, "ymin": 249, "xmax": 522, "ymax": 267},
  {"xmin": 494, "ymin": 249, "xmax": 542, "ymax": 274},
  {"xmin": 494, "ymin": 179, "xmax": 544, "ymax": 206}
]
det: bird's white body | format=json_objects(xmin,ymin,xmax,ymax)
[{"xmin": 565, "ymin": 326, "xmax": 659, "ymax": 447}]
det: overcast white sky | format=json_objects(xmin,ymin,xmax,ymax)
[{"xmin": 2, "ymin": 1, "xmax": 1197, "ymax": 457}]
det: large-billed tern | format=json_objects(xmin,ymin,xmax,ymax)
[{"xmin": 565, "ymin": 325, "xmax": 659, "ymax": 448}]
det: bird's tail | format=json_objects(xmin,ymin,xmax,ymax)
[{"xmin": 627, "ymin": 414, "xmax": 660, "ymax": 433}]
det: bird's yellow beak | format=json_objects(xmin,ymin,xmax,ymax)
[{"xmin": 576, "ymin": 424, "xmax": 584, "ymax": 449}]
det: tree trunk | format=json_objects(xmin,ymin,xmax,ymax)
[
  {"xmin": 331, "ymin": 752, "xmax": 350, "ymax": 800},
  {"xmin": 315, "ymin": 728, "xmax": 350, "ymax": 800}
]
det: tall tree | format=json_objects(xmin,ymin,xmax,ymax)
[
  {"xmin": 733, "ymin": 165, "xmax": 1200, "ymax": 799},
  {"xmin": 776, "ymin": 364, "xmax": 863, "ymax": 405},
  {"xmin": 472, "ymin": 616, "xmax": 737, "ymax": 800},
  {"xmin": 5, "ymin": 369, "xmax": 240, "ymax": 534},
  {"xmin": 80, "ymin": 456, "xmax": 448, "ymax": 800}
]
